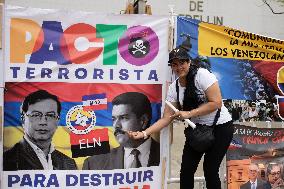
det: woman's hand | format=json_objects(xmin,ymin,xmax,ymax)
[
  {"xmin": 127, "ymin": 131, "xmax": 144, "ymax": 140},
  {"xmin": 170, "ymin": 111, "xmax": 190, "ymax": 120}
]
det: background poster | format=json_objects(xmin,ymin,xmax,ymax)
[
  {"xmin": 175, "ymin": 16, "xmax": 284, "ymax": 189},
  {"xmin": 2, "ymin": 6, "xmax": 168, "ymax": 189},
  {"xmin": 176, "ymin": 16, "xmax": 284, "ymax": 101},
  {"xmin": 176, "ymin": 16, "xmax": 284, "ymax": 122},
  {"xmin": 227, "ymin": 125, "xmax": 284, "ymax": 189}
]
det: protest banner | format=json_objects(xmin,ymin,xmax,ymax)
[
  {"xmin": 175, "ymin": 16, "xmax": 284, "ymax": 188},
  {"xmin": 2, "ymin": 5, "xmax": 169, "ymax": 189},
  {"xmin": 176, "ymin": 16, "xmax": 284, "ymax": 122}
]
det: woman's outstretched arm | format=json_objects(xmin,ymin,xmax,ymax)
[{"xmin": 129, "ymin": 103, "xmax": 176, "ymax": 139}]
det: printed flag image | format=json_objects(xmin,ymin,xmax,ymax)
[
  {"xmin": 70, "ymin": 128, "xmax": 110, "ymax": 158},
  {"xmin": 3, "ymin": 82, "xmax": 162, "ymax": 169},
  {"xmin": 174, "ymin": 16, "xmax": 284, "ymax": 189},
  {"xmin": 82, "ymin": 93, "xmax": 107, "ymax": 111},
  {"xmin": 176, "ymin": 16, "xmax": 284, "ymax": 101},
  {"xmin": 278, "ymin": 66, "xmax": 284, "ymax": 95},
  {"xmin": 228, "ymin": 138, "xmax": 243, "ymax": 150},
  {"xmin": 176, "ymin": 16, "xmax": 284, "ymax": 121},
  {"xmin": 253, "ymin": 61, "xmax": 284, "ymax": 96}
]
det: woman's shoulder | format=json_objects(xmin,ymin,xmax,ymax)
[
  {"xmin": 197, "ymin": 67, "xmax": 212, "ymax": 75},
  {"xmin": 196, "ymin": 68, "xmax": 217, "ymax": 82}
]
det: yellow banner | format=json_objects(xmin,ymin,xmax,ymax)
[{"xmin": 198, "ymin": 23, "xmax": 284, "ymax": 62}]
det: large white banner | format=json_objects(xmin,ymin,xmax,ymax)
[
  {"xmin": 3, "ymin": 167, "xmax": 161, "ymax": 189},
  {"xmin": 3, "ymin": 5, "xmax": 169, "ymax": 189},
  {"xmin": 4, "ymin": 6, "xmax": 168, "ymax": 84}
]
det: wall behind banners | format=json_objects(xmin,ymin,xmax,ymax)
[
  {"xmin": 2, "ymin": 6, "xmax": 168, "ymax": 189},
  {"xmin": 7, "ymin": 0, "xmax": 284, "ymax": 40}
]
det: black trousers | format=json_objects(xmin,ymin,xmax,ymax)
[{"xmin": 180, "ymin": 121, "xmax": 234, "ymax": 189}]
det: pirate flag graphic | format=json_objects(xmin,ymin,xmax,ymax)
[{"xmin": 129, "ymin": 37, "xmax": 150, "ymax": 58}]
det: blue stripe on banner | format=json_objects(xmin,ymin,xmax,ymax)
[
  {"xmin": 4, "ymin": 102, "xmax": 22, "ymax": 127},
  {"xmin": 210, "ymin": 57, "xmax": 246, "ymax": 100},
  {"xmin": 4, "ymin": 102, "xmax": 161, "ymax": 127},
  {"xmin": 279, "ymin": 84, "xmax": 284, "ymax": 95},
  {"xmin": 278, "ymin": 97, "xmax": 284, "ymax": 103},
  {"xmin": 82, "ymin": 93, "xmax": 106, "ymax": 101}
]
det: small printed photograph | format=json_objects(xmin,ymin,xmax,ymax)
[
  {"xmin": 223, "ymin": 99, "xmax": 281, "ymax": 122},
  {"xmin": 227, "ymin": 124, "xmax": 284, "ymax": 189}
]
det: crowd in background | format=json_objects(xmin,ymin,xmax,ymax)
[{"xmin": 224, "ymin": 99, "xmax": 281, "ymax": 122}]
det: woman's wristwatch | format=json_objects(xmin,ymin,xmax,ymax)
[{"xmin": 141, "ymin": 131, "xmax": 148, "ymax": 139}]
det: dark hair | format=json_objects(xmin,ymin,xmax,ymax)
[
  {"xmin": 267, "ymin": 163, "xmax": 282, "ymax": 175},
  {"xmin": 183, "ymin": 64, "xmax": 204, "ymax": 111},
  {"xmin": 192, "ymin": 55, "xmax": 211, "ymax": 72},
  {"xmin": 21, "ymin": 90, "xmax": 61, "ymax": 115},
  {"xmin": 112, "ymin": 92, "xmax": 152, "ymax": 128}
]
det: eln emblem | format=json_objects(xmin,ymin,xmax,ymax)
[{"xmin": 66, "ymin": 105, "xmax": 96, "ymax": 134}]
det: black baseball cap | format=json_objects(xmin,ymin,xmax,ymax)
[{"xmin": 168, "ymin": 47, "xmax": 190, "ymax": 64}]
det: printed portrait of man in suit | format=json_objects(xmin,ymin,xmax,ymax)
[
  {"xmin": 83, "ymin": 92, "xmax": 160, "ymax": 170},
  {"xmin": 3, "ymin": 90, "xmax": 77, "ymax": 170},
  {"xmin": 267, "ymin": 163, "xmax": 284, "ymax": 189},
  {"xmin": 240, "ymin": 163, "xmax": 270, "ymax": 189}
]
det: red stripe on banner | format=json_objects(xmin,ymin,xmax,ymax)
[
  {"xmin": 70, "ymin": 128, "xmax": 109, "ymax": 145},
  {"xmin": 228, "ymin": 145, "xmax": 240, "ymax": 150},
  {"xmin": 71, "ymin": 141, "xmax": 110, "ymax": 158},
  {"xmin": 83, "ymin": 104, "xmax": 107, "ymax": 111},
  {"xmin": 278, "ymin": 101, "xmax": 284, "ymax": 119},
  {"xmin": 252, "ymin": 61, "xmax": 284, "ymax": 95},
  {"xmin": 5, "ymin": 82, "xmax": 162, "ymax": 103}
]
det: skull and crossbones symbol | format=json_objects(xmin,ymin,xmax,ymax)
[{"xmin": 132, "ymin": 40, "xmax": 146, "ymax": 55}]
